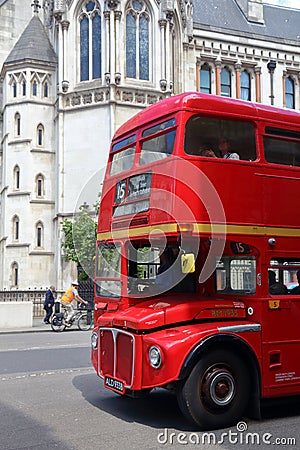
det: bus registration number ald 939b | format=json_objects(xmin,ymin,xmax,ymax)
[{"xmin": 105, "ymin": 376, "xmax": 125, "ymax": 393}]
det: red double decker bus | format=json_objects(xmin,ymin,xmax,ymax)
[{"xmin": 91, "ymin": 92, "xmax": 300, "ymax": 430}]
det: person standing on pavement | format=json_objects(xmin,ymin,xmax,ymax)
[
  {"xmin": 43, "ymin": 285, "xmax": 55, "ymax": 324},
  {"xmin": 60, "ymin": 281, "xmax": 88, "ymax": 324}
]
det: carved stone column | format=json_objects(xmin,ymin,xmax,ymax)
[
  {"xmin": 104, "ymin": 10, "xmax": 111, "ymax": 82},
  {"xmin": 196, "ymin": 57, "xmax": 201, "ymax": 92},
  {"xmin": 159, "ymin": 19, "xmax": 167, "ymax": 86},
  {"xmin": 57, "ymin": 19, "xmax": 64, "ymax": 92},
  {"xmin": 165, "ymin": 11, "xmax": 173, "ymax": 87},
  {"xmin": 182, "ymin": 42, "xmax": 189, "ymax": 92},
  {"xmin": 282, "ymin": 70, "xmax": 287, "ymax": 108},
  {"xmin": 254, "ymin": 66, "xmax": 261, "ymax": 103},
  {"xmin": 114, "ymin": 10, "xmax": 122, "ymax": 84},
  {"xmin": 61, "ymin": 20, "xmax": 70, "ymax": 92},
  {"xmin": 215, "ymin": 60, "xmax": 221, "ymax": 96},
  {"xmin": 235, "ymin": 63, "xmax": 241, "ymax": 99}
]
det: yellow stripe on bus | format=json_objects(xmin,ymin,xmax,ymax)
[{"xmin": 97, "ymin": 222, "xmax": 300, "ymax": 241}]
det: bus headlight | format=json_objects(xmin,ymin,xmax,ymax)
[
  {"xmin": 91, "ymin": 332, "xmax": 98, "ymax": 349},
  {"xmin": 148, "ymin": 346, "xmax": 162, "ymax": 368}
]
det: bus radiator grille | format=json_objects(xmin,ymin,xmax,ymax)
[{"xmin": 99, "ymin": 328, "xmax": 135, "ymax": 387}]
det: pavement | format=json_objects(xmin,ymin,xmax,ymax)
[{"xmin": 0, "ymin": 318, "xmax": 60, "ymax": 334}]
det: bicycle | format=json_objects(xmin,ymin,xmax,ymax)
[{"xmin": 51, "ymin": 304, "xmax": 93, "ymax": 332}]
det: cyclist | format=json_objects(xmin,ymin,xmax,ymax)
[{"xmin": 60, "ymin": 281, "xmax": 88, "ymax": 324}]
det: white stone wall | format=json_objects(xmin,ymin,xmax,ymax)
[{"xmin": 0, "ymin": 301, "xmax": 33, "ymax": 328}]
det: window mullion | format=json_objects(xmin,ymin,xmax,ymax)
[
  {"xmin": 136, "ymin": 16, "xmax": 139, "ymax": 79},
  {"xmin": 89, "ymin": 16, "xmax": 93, "ymax": 80}
]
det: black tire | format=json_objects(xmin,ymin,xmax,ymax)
[
  {"xmin": 177, "ymin": 349, "xmax": 250, "ymax": 430},
  {"xmin": 78, "ymin": 314, "xmax": 92, "ymax": 331},
  {"xmin": 50, "ymin": 314, "xmax": 66, "ymax": 332}
]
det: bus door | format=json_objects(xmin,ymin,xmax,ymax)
[{"xmin": 262, "ymin": 258, "xmax": 300, "ymax": 395}]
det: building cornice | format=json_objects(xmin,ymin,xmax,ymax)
[
  {"xmin": 7, "ymin": 191, "xmax": 31, "ymax": 197},
  {"xmin": 0, "ymin": 185, "xmax": 9, "ymax": 195},
  {"xmin": 30, "ymin": 199, "xmax": 55, "ymax": 205},
  {"xmin": 8, "ymin": 139, "xmax": 31, "ymax": 146},
  {"xmin": 29, "ymin": 251, "xmax": 54, "ymax": 256},
  {"xmin": 6, "ymin": 243, "xmax": 30, "ymax": 248},
  {"xmin": 1, "ymin": 60, "xmax": 57, "ymax": 78},
  {"xmin": 193, "ymin": 23, "xmax": 300, "ymax": 48},
  {"xmin": 31, "ymin": 149, "xmax": 55, "ymax": 155},
  {"xmin": 63, "ymin": 86, "xmax": 166, "ymax": 111}
]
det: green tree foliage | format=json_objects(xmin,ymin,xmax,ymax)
[{"xmin": 61, "ymin": 204, "xmax": 97, "ymax": 280}]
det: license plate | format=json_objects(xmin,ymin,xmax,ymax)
[{"xmin": 104, "ymin": 376, "xmax": 125, "ymax": 393}]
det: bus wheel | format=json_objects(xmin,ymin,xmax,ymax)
[{"xmin": 177, "ymin": 349, "xmax": 250, "ymax": 430}]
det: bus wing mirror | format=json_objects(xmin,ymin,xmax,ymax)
[{"xmin": 181, "ymin": 254, "xmax": 195, "ymax": 273}]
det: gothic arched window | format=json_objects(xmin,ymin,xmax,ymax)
[
  {"xmin": 241, "ymin": 70, "xmax": 251, "ymax": 101},
  {"xmin": 37, "ymin": 124, "xmax": 44, "ymax": 146},
  {"xmin": 43, "ymin": 81, "xmax": 48, "ymax": 98},
  {"xmin": 15, "ymin": 113, "xmax": 21, "ymax": 137},
  {"xmin": 200, "ymin": 64, "xmax": 211, "ymax": 94},
  {"xmin": 12, "ymin": 215, "xmax": 19, "ymax": 241},
  {"xmin": 32, "ymin": 80, "xmax": 38, "ymax": 96},
  {"xmin": 36, "ymin": 174, "xmax": 45, "ymax": 197},
  {"xmin": 126, "ymin": 0, "xmax": 150, "ymax": 81},
  {"xmin": 79, "ymin": 1, "xmax": 102, "ymax": 81},
  {"xmin": 36, "ymin": 221, "xmax": 44, "ymax": 248},
  {"xmin": 221, "ymin": 67, "xmax": 231, "ymax": 97},
  {"xmin": 13, "ymin": 165, "xmax": 20, "ymax": 190},
  {"xmin": 11, "ymin": 262, "xmax": 19, "ymax": 287},
  {"xmin": 286, "ymin": 76, "xmax": 295, "ymax": 109}
]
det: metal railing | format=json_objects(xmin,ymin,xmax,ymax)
[
  {"xmin": 0, "ymin": 287, "xmax": 94, "ymax": 318},
  {"xmin": 0, "ymin": 290, "xmax": 62, "ymax": 318}
]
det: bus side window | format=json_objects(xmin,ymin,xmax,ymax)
[
  {"xmin": 264, "ymin": 137, "xmax": 300, "ymax": 167},
  {"xmin": 269, "ymin": 259, "xmax": 300, "ymax": 294},
  {"xmin": 268, "ymin": 270, "xmax": 288, "ymax": 295},
  {"xmin": 184, "ymin": 116, "xmax": 256, "ymax": 161},
  {"xmin": 215, "ymin": 257, "xmax": 256, "ymax": 294},
  {"xmin": 140, "ymin": 130, "xmax": 176, "ymax": 166}
]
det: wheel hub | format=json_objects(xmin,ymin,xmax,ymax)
[{"xmin": 202, "ymin": 367, "xmax": 236, "ymax": 408}]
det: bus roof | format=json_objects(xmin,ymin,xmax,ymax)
[{"xmin": 113, "ymin": 92, "xmax": 300, "ymax": 141}]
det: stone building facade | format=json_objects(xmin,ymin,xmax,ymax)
[{"xmin": 0, "ymin": 0, "xmax": 299, "ymax": 290}]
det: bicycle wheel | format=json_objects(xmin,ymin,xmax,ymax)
[
  {"xmin": 78, "ymin": 314, "xmax": 92, "ymax": 331},
  {"xmin": 50, "ymin": 314, "xmax": 66, "ymax": 332}
]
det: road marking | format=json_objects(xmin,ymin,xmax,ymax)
[
  {"xmin": 1, "ymin": 367, "xmax": 93, "ymax": 382},
  {"xmin": 0, "ymin": 343, "xmax": 90, "ymax": 352}
]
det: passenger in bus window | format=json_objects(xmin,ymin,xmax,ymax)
[
  {"xmin": 268, "ymin": 270, "xmax": 288, "ymax": 295},
  {"xmin": 199, "ymin": 144, "xmax": 217, "ymax": 158},
  {"xmin": 218, "ymin": 138, "xmax": 240, "ymax": 160},
  {"xmin": 290, "ymin": 270, "xmax": 300, "ymax": 294}
]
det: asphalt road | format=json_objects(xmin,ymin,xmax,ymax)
[{"xmin": 0, "ymin": 330, "xmax": 299, "ymax": 450}]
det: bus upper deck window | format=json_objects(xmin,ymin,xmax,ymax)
[
  {"xmin": 140, "ymin": 119, "xmax": 176, "ymax": 166},
  {"xmin": 110, "ymin": 135, "xmax": 136, "ymax": 176},
  {"xmin": 184, "ymin": 116, "xmax": 256, "ymax": 161}
]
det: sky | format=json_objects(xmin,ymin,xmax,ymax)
[{"xmin": 264, "ymin": 0, "xmax": 300, "ymax": 8}]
